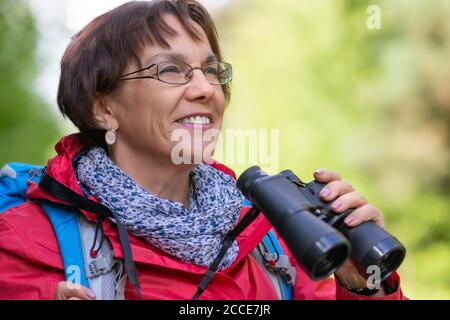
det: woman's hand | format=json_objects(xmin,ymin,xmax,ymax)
[
  {"xmin": 54, "ymin": 281, "xmax": 96, "ymax": 300},
  {"xmin": 313, "ymin": 169, "xmax": 386, "ymax": 295}
]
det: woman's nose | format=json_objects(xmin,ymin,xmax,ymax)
[{"xmin": 184, "ymin": 69, "xmax": 215, "ymax": 102}]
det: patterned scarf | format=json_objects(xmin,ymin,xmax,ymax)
[{"xmin": 75, "ymin": 148, "xmax": 244, "ymax": 270}]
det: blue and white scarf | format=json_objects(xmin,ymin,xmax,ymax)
[{"xmin": 76, "ymin": 148, "xmax": 244, "ymax": 270}]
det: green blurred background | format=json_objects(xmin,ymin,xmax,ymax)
[{"xmin": 0, "ymin": 0, "xmax": 449, "ymax": 299}]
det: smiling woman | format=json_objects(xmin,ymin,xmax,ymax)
[{"xmin": 0, "ymin": 0, "xmax": 407, "ymax": 300}]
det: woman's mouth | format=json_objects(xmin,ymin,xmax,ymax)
[{"xmin": 175, "ymin": 115, "xmax": 213, "ymax": 129}]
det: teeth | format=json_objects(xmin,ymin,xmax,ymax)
[{"xmin": 177, "ymin": 116, "xmax": 211, "ymax": 125}]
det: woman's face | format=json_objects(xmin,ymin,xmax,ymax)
[{"xmin": 107, "ymin": 14, "xmax": 226, "ymax": 164}]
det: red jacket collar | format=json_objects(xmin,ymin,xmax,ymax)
[{"xmin": 27, "ymin": 134, "xmax": 100, "ymax": 221}]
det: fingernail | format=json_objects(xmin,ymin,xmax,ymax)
[
  {"xmin": 331, "ymin": 200, "xmax": 343, "ymax": 210},
  {"xmin": 320, "ymin": 188, "xmax": 331, "ymax": 198},
  {"xmin": 345, "ymin": 215, "xmax": 356, "ymax": 225},
  {"xmin": 315, "ymin": 169, "xmax": 325, "ymax": 176},
  {"xmin": 85, "ymin": 289, "xmax": 96, "ymax": 299}
]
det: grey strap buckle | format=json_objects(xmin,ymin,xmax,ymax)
[
  {"xmin": 86, "ymin": 256, "xmax": 115, "ymax": 279},
  {"xmin": 263, "ymin": 253, "xmax": 297, "ymax": 286}
]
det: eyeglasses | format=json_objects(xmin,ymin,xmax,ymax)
[{"xmin": 117, "ymin": 60, "xmax": 233, "ymax": 85}]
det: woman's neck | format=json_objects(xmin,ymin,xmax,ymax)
[{"xmin": 108, "ymin": 145, "xmax": 195, "ymax": 208}]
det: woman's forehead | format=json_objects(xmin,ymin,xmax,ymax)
[
  {"xmin": 142, "ymin": 51, "xmax": 219, "ymax": 65},
  {"xmin": 127, "ymin": 14, "xmax": 218, "ymax": 69},
  {"xmin": 138, "ymin": 28, "xmax": 215, "ymax": 66}
]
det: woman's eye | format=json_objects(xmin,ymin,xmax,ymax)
[
  {"xmin": 159, "ymin": 65, "xmax": 180, "ymax": 74},
  {"xmin": 204, "ymin": 67, "xmax": 218, "ymax": 75}
]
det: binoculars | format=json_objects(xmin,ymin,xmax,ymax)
[{"xmin": 237, "ymin": 166, "xmax": 406, "ymax": 282}]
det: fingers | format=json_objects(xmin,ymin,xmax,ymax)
[
  {"xmin": 54, "ymin": 281, "xmax": 96, "ymax": 300},
  {"xmin": 319, "ymin": 180, "xmax": 355, "ymax": 202},
  {"xmin": 313, "ymin": 169, "xmax": 342, "ymax": 183},
  {"xmin": 328, "ymin": 191, "xmax": 368, "ymax": 213},
  {"xmin": 313, "ymin": 168, "xmax": 386, "ymax": 230},
  {"xmin": 343, "ymin": 204, "xmax": 385, "ymax": 229}
]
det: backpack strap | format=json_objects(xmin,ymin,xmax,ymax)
[
  {"xmin": 38, "ymin": 172, "xmax": 142, "ymax": 299},
  {"xmin": 76, "ymin": 214, "xmax": 126, "ymax": 300},
  {"xmin": 42, "ymin": 202, "xmax": 90, "ymax": 288},
  {"xmin": 43, "ymin": 201, "xmax": 126, "ymax": 299}
]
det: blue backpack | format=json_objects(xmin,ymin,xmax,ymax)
[
  {"xmin": 0, "ymin": 162, "xmax": 295, "ymax": 299},
  {"xmin": 0, "ymin": 163, "xmax": 91, "ymax": 288}
]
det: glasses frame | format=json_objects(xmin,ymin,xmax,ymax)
[{"xmin": 117, "ymin": 60, "xmax": 233, "ymax": 85}]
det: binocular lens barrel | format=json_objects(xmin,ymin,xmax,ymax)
[{"xmin": 341, "ymin": 223, "xmax": 406, "ymax": 281}]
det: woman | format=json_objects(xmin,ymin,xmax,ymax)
[{"xmin": 0, "ymin": 0, "xmax": 406, "ymax": 300}]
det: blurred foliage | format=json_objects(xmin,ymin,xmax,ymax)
[
  {"xmin": 0, "ymin": 0, "xmax": 60, "ymax": 165},
  {"xmin": 0, "ymin": 0, "xmax": 448, "ymax": 300},
  {"xmin": 217, "ymin": 0, "xmax": 450, "ymax": 299}
]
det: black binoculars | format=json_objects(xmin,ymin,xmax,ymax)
[{"xmin": 237, "ymin": 166, "xmax": 406, "ymax": 282}]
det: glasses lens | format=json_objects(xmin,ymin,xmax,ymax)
[
  {"xmin": 157, "ymin": 61, "xmax": 232, "ymax": 85},
  {"xmin": 203, "ymin": 62, "xmax": 232, "ymax": 85},
  {"xmin": 157, "ymin": 61, "xmax": 190, "ymax": 84}
]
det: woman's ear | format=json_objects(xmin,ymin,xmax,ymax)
[{"xmin": 93, "ymin": 95, "xmax": 119, "ymax": 130}]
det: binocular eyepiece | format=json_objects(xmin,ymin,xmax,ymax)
[{"xmin": 237, "ymin": 166, "xmax": 406, "ymax": 282}]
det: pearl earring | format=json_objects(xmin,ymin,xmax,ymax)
[{"xmin": 105, "ymin": 128, "xmax": 117, "ymax": 145}]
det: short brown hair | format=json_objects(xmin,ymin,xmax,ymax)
[{"xmin": 57, "ymin": 0, "xmax": 229, "ymax": 148}]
